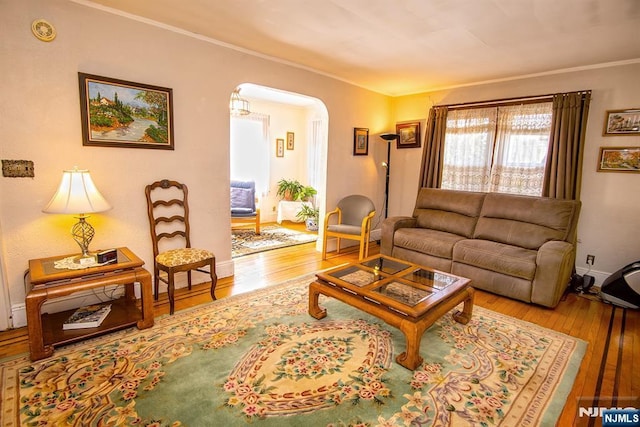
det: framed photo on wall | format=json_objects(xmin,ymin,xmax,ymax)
[
  {"xmin": 603, "ymin": 109, "xmax": 640, "ymax": 136},
  {"xmin": 353, "ymin": 127, "xmax": 369, "ymax": 156},
  {"xmin": 597, "ymin": 146, "xmax": 640, "ymax": 172},
  {"xmin": 78, "ymin": 73, "xmax": 174, "ymax": 150},
  {"xmin": 396, "ymin": 122, "xmax": 421, "ymax": 149},
  {"xmin": 286, "ymin": 132, "xmax": 295, "ymax": 150},
  {"xmin": 276, "ymin": 138, "xmax": 285, "ymax": 157}
]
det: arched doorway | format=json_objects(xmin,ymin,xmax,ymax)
[{"xmin": 229, "ymin": 83, "xmax": 329, "ymax": 256}]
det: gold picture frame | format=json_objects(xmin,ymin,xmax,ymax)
[
  {"xmin": 276, "ymin": 138, "xmax": 284, "ymax": 157},
  {"xmin": 286, "ymin": 132, "xmax": 295, "ymax": 150},
  {"xmin": 597, "ymin": 146, "xmax": 640, "ymax": 172},
  {"xmin": 603, "ymin": 109, "xmax": 640, "ymax": 136}
]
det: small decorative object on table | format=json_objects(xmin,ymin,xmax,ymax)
[
  {"xmin": 97, "ymin": 248, "xmax": 118, "ymax": 264},
  {"xmin": 63, "ymin": 304, "xmax": 111, "ymax": 330}
]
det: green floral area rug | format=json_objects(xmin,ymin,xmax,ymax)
[
  {"xmin": 232, "ymin": 225, "xmax": 317, "ymax": 257},
  {"xmin": 0, "ymin": 276, "xmax": 586, "ymax": 426}
]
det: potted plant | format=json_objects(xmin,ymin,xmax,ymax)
[
  {"xmin": 296, "ymin": 204, "xmax": 320, "ymax": 231},
  {"xmin": 299, "ymin": 185, "xmax": 317, "ymax": 202},
  {"xmin": 276, "ymin": 179, "xmax": 304, "ymax": 201}
]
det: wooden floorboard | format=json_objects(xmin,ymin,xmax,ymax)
[{"xmin": 1, "ymin": 222, "xmax": 637, "ymax": 426}]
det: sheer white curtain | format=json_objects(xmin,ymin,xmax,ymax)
[
  {"xmin": 441, "ymin": 102, "xmax": 552, "ymax": 196},
  {"xmin": 308, "ymin": 119, "xmax": 326, "ymax": 192},
  {"xmin": 490, "ymin": 103, "xmax": 552, "ymax": 195},
  {"xmin": 230, "ymin": 113, "xmax": 270, "ymax": 196},
  {"xmin": 441, "ymin": 107, "xmax": 496, "ymax": 192}
]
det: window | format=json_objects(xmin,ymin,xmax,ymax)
[
  {"xmin": 230, "ymin": 113, "xmax": 270, "ymax": 196},
  {"xmin": 441, "ymin": 102, "xmax": 553, "ymax": 196}
]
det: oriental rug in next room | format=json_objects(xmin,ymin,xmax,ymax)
[
  {"xmin": 0, "ymin": 276, "xmax": 586, "ymax": 426},
  {"xmin": 232, "ymin": 225, "xmax": 317, "ymax": 257}
]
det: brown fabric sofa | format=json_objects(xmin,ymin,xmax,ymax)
[{"xmin": 381, "ymin": 188, "xmax": 581, "ymax": 308}]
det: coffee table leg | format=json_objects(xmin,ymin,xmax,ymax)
[
  {"xmin": 397, "ymin": 287, "xmax": 475, "ymax": 370},
  {"xmin": 308, "ymin": 282, "xmax": 327, "ymax": 319},
  {"xmin": 396, "ymin": 321, "xmax": 425, "ymax": 370},
  {"xmin": 452, "ymin": 287, "xmax": 474, "ymax": 325}
]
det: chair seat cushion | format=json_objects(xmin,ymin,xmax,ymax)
[
  {"xmin": 156, "ymin": 248, "xmax": 214, "ymax": 267},
  {"xmin": 231, "ymin": 208, "xmax": 257, "ymax": 216},
  {"xmin": 327, "ymin": 224, "xmax": 362, "ymax": 235}
]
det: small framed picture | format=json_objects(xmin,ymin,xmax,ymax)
[
  {"xmin": 276, "ymin": 138, "xmax": 284, "ymax": 157},
  {"xmin": 286, "ymin": 132, "xmax": 295, "ymax": 150},
  {"xmin": 396, "ymin": 122, "xmax": 421, "ymax": 149},
  {"xmin": 603, "ymin": 109, "xmax": 640, "ymax": 136},
  {"xmin": 597, "ymin": 146, "xmax": 640, "ymax": 172},
  {"xmin": 353, "ymin": 127, "xmax": 369, "ymax": 156}
]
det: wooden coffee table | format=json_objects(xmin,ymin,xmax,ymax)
[{"xmin": 309, "ymin": 255, "xmax": 474, "ymax": 370}]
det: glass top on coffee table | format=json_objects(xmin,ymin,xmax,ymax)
[{"xmin": 317, "ymin": 255, "xmax": 466, "ymax": 309}]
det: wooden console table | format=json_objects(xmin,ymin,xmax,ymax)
[{"xmin": 25, "ymin": 247, "xmax": 154, "ymax": 361}]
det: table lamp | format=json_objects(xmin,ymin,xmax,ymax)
[
  {"xmin": 43, "ymin": 167, "xmax": 112, "ymax": 263},
  {"xmin": 379, "ymin": 133, "xmax": 399, "ymax": 218}
]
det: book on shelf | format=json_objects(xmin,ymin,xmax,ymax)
[{"xmin": 62, "ymin": 304, "xmax": 111, "ymax": 330}]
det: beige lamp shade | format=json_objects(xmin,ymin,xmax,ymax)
[{"xmin": 43, "ymin": 168, "xmax": 112, "ymax": 214}]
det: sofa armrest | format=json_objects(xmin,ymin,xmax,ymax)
[
  {"xmin": 381, "ymin": 216, "xmax": 417, "ymax": 255},
  {"xmin": 531, "ymin": 240, "xmax": 575, "ymax": 307}
]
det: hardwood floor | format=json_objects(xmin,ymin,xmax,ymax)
[{"xmin": 1, "ymin": 223, "xmax": 637, "ymax": 426}]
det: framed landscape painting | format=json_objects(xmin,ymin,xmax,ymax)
[
  {"xmin": 287, "ymin": 132, "xmax": 295, "ymax": 150},
  {"xmin": 597, "ymin": 146, "xmax": 640, "ymax": 172},
  {"xmin": 78, "ymin": 73, "xmax": 174, "ymax": 150},
  {"xmin": 396, "ymin": 122, "xmax": 421, "ymax": 149},
  {"xmin": 603, "ymin": 109, "xmax": 640, "ymax": 136}
]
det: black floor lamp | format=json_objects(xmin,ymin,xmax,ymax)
[{"xmin": 380, "ymin": 133, "xmax": 399, "ymax": 219}]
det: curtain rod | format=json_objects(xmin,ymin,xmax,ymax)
[{"xmin": 439, "ymin": 90, "xmax": 591, "ymax": 110}]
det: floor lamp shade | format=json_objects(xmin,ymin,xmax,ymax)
[{"xmin": 43, "ymin": 168, "xmax": 112, "ymax": 259}]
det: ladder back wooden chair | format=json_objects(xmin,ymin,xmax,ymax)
[{"xmin": 145, "ymin": 179, "xmax": 217, "ymax": 314}]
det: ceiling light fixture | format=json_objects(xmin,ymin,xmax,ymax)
[{"xmin": 229, "ymin": 88, "xmax": 250, "ymax": 115}]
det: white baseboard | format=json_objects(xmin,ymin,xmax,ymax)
[{"xmin": 11, "ymin": 260, "xmax": 235, "ymax": 329}]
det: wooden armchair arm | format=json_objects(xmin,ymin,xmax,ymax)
[
  {"xmin": 360, "ymin": 210, "xmax": 376, "ymax": 233},
  {"xmin": 323, "ymin": 207, "xmax": 341, "ymax": 229}
]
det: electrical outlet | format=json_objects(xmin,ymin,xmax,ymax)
[{"xmin": 586, "ymin": 254, "xmax": 595, "ymax": 265}]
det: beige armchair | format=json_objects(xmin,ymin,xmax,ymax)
[{"xmin": 322, "ymin": 195, "xmax": 376, "ymax": 260}]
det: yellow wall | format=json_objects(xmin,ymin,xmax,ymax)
[{"xmin": 389, "ymin": 63, "xmax": 640, "ymax": 280}]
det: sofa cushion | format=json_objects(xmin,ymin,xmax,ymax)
[
  {"xmin": 453, "ymin": 239, "xmax": 537, "ymax": 280},
  {"xmin": 231, "ymin": 187, "xmax": 255, "ymax": 211},
  {"xmin": 413, "ymin": 188, "xmax": 485, "ymax": 238},
  {"xmin": 394, "ymin": 228, "xmax": 466, "ymax": 260},
  {"xmin": 474, "ymin": 193, "xmax": 579, "ymax": 250}
]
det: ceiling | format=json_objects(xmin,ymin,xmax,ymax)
[{"xmin": 81, "ymin": 0, "xmax": 640, "ymax": 96}]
